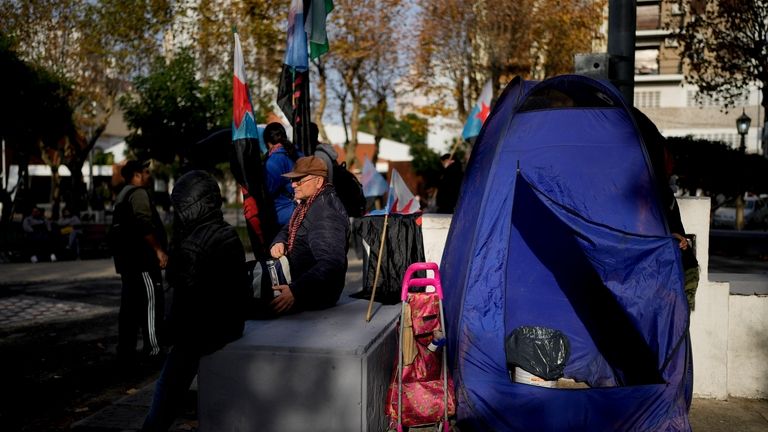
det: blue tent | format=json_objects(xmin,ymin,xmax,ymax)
[{"xmin": 441, "ymin": 75, "xmax": 692, "ymax": 431}]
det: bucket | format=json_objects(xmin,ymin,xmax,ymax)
[{"xmin": 513, "ymin": 367, "xmax": 556, "ymax": 388}]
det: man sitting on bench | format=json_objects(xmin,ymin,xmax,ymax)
[{"xmin": 269, "ymin": 156, "xmax": 350, "ymax": 314}]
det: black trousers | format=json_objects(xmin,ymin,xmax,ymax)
[{"xmin": 118, "ymin": 269, "xmax": 164, "ymax": 357}]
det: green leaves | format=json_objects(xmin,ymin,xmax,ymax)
[
  {"xmin": 359, "ymin": 110, "xmax": 428, "ymax": 147},
  {"xmin": 119, "ymin": 50, "xmax": 230, "ymax": 164},
  {"xmin": 667, "ymin": 135, "xmax": 768, "ymax": 198},
  {"xmin": 673, "ymin": 0, "xmax": 768, "ymax": 112},
  {"xmin": 0, "ymin": 34, "xmax": 74, "ymax": 158}
]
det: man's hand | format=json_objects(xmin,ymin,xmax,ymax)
[
  {"xmin": 145, "ymin": 233, "xmax": 167, "ymax": 268},
  {"xmin": 156, "ymin": 249, "xmax": 169, "ymax": 269},
  {"xmin": 270, "ymin": 284, "xmax": 295, "ymax": 314},
  {"xmin": 270, "ymin": 242, "xmax": 286, "ymax": 258},
  {"xmin": 672, "ymin": 233, "xmax": 690, "ymax": 251}
]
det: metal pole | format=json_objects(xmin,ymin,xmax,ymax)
[
  {"xmin": 1, "ymin": 138, "xmax": 6, "ymax": 190},
  {"xmin": 608, "ymin": 0, "xmax": 637, "ymax": 105},
  {"xmin": 89, "ymin": 147, "xmax": 94, "ymax": 194},
  {"xmin": 740, "ymin": 133, "xmax": 746, "ymax": 153},
  {"xmin": 757, "ymin": 86, "xmax": 762, "ymax": 154}
]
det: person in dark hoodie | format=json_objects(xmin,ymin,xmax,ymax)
[
  {"xmin": 633, "ymin": 107, "xmax": 699, "ymax": 310},
  {"xmin": 269, "ymin": 156, "xmax": 349, "ymax": 314},
  {"xmin": 142, "ymin": 170, "xmax": 249, "ymax": 432}
]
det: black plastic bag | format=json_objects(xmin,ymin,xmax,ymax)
[{"xmin": 506, "ymin": 326, "xmax": 571, "ymax": 381}]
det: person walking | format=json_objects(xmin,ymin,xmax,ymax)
[
  {"xmin": 263, "ymin": 122, "xmax": 301, "ymax": 226},
  {"xmin": 111, "ymin": 160, "xmax": 168, "ymax": 362},
  {"xmin": 269, "ymin": 156, "xmax": 349, "ymax": 314},
  {"xmin": 142, "ymin": 170, "xmax": 250, "ymax": 431}
]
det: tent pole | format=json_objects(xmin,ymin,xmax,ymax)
[{"xmin": 366, "ymin": 213, "xmax": 389, "ymax": 322}]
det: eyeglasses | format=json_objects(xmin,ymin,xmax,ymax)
[{"xmin": 291, "ymin": 175, "xmax": 316, "ymax": 186}]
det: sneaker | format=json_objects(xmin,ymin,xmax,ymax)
[
  {"xmin": 30, "ymin": 255, "xmax": 38, "ymax": 263},
  {"xmin": 50, "ymin": 254, "xmax": 57, "ymax": 262}
]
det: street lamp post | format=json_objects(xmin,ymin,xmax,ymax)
[
  {"xmin": 735, "ymin": 109, "xmax": 752, "ymax": 230},
  {"xmin": 737, "ymin": 109, "xmax": 751, "ymax": 153}
]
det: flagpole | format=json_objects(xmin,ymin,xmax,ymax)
[
  {"xmin": 365, "ymin": 212, "xmax": 389, "ymax": 322},
  {"xmin": 448, "ymin": 137, "xmax": 463, "ymax": 161}
]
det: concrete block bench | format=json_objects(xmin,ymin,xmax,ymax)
[{"xmin": 198, "ymin": 299, "xmax": 400, "ymax": 432}]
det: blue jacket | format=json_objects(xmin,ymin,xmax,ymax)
[{"xmin": 265, "ymin": 147, "xmax": 298, "ymax": 226}]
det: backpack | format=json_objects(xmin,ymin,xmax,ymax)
[
  {"xmin": 331, "ymin": 161, "xmax": 366, "ymax": 217},
  {"xmin": 108, "ymin": 187, "xmax": 135, "ymax": 249}
]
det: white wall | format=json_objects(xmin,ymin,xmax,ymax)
[
  {"xmin": 422, "ymin": 214, "xmax": 452, "ymax": 265},
  {"xmin": 681, "ymin": 197, "xmax": 768, "ymax": 399},
  {"xmin": 680, "ymin": 198, "xmax": 731, "ymax": 399},
  {"xmin": 727, "ymin": 295, "xmax": 768, "ymax": 398}
]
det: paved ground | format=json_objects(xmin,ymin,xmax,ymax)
[{"xmin": 1, "ymin": 255, "xmax": 767, "ymax": 431}]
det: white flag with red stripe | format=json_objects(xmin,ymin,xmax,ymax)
[{"xmin": 385, "ymin": 169, "xmax": 419, "ymax": 215}]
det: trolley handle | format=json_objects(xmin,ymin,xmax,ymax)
[{"xmin": 401, "ymin": 262, "xmax": 443, "ymax": 301}]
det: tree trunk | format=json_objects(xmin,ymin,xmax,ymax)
[
  {"xmin": 762, "ymin": 85, "xmax": 768, "ymax": 156},
  {"xmin": 343, "ymin": 67, "xmax": 361, "ymax": 168},
  {"xmin": 50, "ymin": 166, "xmax": 61, "ymax": 220},
  {"xmin": 67, "ymin": 124, "xmax": 105, "ymax": 215},
  {"xmin": 337, "ymin": 89, "xmax": 350, "ymax": 148},
  {"xmin": 348, "ymin": 96, "xmax": 361, "ymax": 168},
  {"xmin": 38, "ymin": 141, "xmax": 62, "ymax": 220},
  {"xmin": 9, "ymin": 154, "xmax": 30, "ymax": 218},
  {"xmin": 735, "ymin": 194, "xmax": 745, "ymax": 231},
  {"xmin": 371, "ymin": 96, "xmax": 387, "ymax": 164},
  {"xmin": 65, "ymin": 159, "xmax": 87, "ymax": 215}
]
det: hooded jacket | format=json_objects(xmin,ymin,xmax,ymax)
[{"xmin": 167, "ymin": 170, "xmax": 249, "ymax": 355}]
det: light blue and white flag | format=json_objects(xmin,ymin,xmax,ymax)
[{"xmin": 461, "ymin": 79, "xmax": 493, "ymax": 141}]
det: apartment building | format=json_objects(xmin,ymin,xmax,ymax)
[{"xmin": 634, "ymin": 0, "xmax": 763, "ymax": 153}]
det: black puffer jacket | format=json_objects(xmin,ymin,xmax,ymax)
[
  {"xmin": 167, "ymin": 170, "xmax": 249, "ymax": 355},
  {"xmin": 272, "ymin": 186, "xmax": 349, "ymax": 311}
]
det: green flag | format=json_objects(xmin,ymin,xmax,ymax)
[{"xmin": 305, "ymin": 0, "xmax": 333, "ymax": 59}]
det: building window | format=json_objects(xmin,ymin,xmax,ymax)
[
  {"xmin": 637, "ymin": 3, "xmax": 661, "ymax": 30},
  {"xmin": 635, "ymin": 49, "xmax": 659, "ymax": 75},
  {"xmin": 634, "ymin": 91, "xmax": 661, "ymax": 108}
]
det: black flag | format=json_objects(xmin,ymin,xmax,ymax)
[{"xmin": 277, "ymin": 65, "xmax": 313, "ymax": 156}]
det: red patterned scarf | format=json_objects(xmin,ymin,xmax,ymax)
[
  {"xmin": 287, "ymin": 183, "xmax": 329, "ymax": 253},
  {"xmin": 268, "ymin": 143, "xmax": 283, "ymax": 156}
]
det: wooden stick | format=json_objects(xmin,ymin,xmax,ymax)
[
  {"xmin": 448, "ymin": 137, "xmax": 462, "ymax": 161},
  {"xmin": 366, "ymin": 213, "xmax": 390, "ymax": 322}
]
